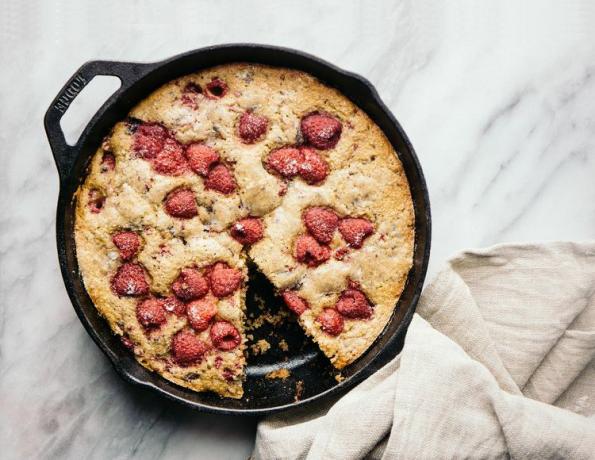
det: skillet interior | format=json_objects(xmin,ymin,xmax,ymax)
[{"xmin": 46, "ymin": 45, "xmax": 431, "ymax": 415}]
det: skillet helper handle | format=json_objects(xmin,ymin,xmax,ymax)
[{"xmin": 44, "ymin": 60, "xmax": 151, "ymax": 182}]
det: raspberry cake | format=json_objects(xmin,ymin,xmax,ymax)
[{"xmin": 75, "ymin": 63, "xmax": 414, "ymax": 398}]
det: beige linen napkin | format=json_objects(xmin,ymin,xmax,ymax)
[{"xmin": 253, "ymin": 242, "xmax": 595, "ymax": 459}]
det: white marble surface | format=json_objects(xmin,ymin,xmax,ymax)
[{"xmin": 1, "ymin": 1, "xmax": 594, "ymax": 458}]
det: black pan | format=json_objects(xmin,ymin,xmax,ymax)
[{"xmin": 44, "ymin": 44, "xmax": 431, "ymax": 415}]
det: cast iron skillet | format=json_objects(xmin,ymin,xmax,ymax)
[{"xmin": 44, "ymin": 44, "xmax": 431, "ymax": 415}]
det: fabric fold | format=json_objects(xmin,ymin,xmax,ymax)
[{"xmin": 254, "ymin": 242, "xmax": 595, "ymax": 460}]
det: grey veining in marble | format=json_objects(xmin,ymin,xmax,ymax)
[{"xmin": 1, "ymin": 0, "xmax": 594, "ymax": 458}]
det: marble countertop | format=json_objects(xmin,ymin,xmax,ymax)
[{"xmin": 1, "ymin": 1, "xmax": 594, "ymax": 458}]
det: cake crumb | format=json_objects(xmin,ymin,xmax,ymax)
[
  {"xmin": 278, "ymin": 339, "xmax": 289, "ymax": 352},
  {"xmin": 246, "ymin": 308, "xmax": 289, "ymax": 331},
  {"xmin": 253, "ymin": 292, "xmax": 267, "ymax": 310},
  {"xmin": 266, "ymin": 368, "xmax": 291, "ymax": 380},
  {"xmin": 294, "ymin": 380, "xmax": 304, "ymax": 401},
  {"xmin": 250, "ymin": 339, "xmax": 271, "ymax": 355},
  {"xmin": 335, "ymin": 373, "xmax": 345, "ymax": 383}
]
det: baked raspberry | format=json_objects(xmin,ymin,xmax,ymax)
[
  {"xmin": 209, "ymin": 262, "xmax": 243, "ymax": 298},
  {"xmin": 334, "ymin": 246, "xmax": 350, "ymax": 261},
  {"xmin": 266, "ymin": 147, "xmax": 304, "ymax": 178},
  {"xmin": 222, "ymin": 368, "xmax": 236, "ymax": 382},
  {"xmin": 111, "ymin": 263, "xmax": 149, "ymax": 297},
  {"xmin": 187, "ymin": 298, "xmax": 218, "ymax": 332},
  {"xmin": 88, "ymin": 189, "xmax": 105, "ymax": 213},
  {"xmin": 238, "ymin": 111, "xmax": 269, "ymax": 144},
  {"xmin": 181, "ymin": 82, "xmax": 202, "ymax": 108},
  {"xmin": 112, "ymin": 231, "xmax": 141, "ymax": 261},
  {"xmin": 163, "ymin": 295, "xmax": 186, "ymax": 316},
  {"xmin": 152, "ymin": 138, "xmax": 188, "ymax": 176},
  {"xmin": 185, "ymin": 143, "xmax": 220, "ymax": 176},
  {"xmin": 100, "ymin": 152, "xmax": 115, "ymax": 172},
  {"xmin": 294, "ymin": 235, "xmax": 331, "ymax": 267},
  {"xmin": 303, "ymin": 207, "xmax": 339, "ymax": 244},
  {"xmin": 335, "ymin": 288, "xmax": 373, "ymax": 319},
  {"xmin": 298, "ymin": 147, "xmax": 329, "ymax": 184},
  {"xmin": 317, "ymin": 308, "xmax": 344, "ymax": 336},
  {"xmin": 205, "ymin": 78, "xmax": 228, "ymax": 99},
  {"xmin": 133, "ymin": 123, "xmax": 168, "ymax": 159},
  {"xmin": 282, "ymin": 291, "xmax": 309, "ymax": 316},
  {"xmin": 210, "ymin": 321, "xmax": 241, "ymax": 351},
  {"xmin": 205, "ymin": 164, "xmax": 236, "ymax": 194},
  {"xmin": 184, "ymin": 82, "xmax": 202, "ymax": 95},
  {"xmin": 230, "ymin": 217, "xmax": 264, "ymax": 245},
  {"xmin": 214, "ymin": 356, "xmax": 223, "ymax": 369},
  {"xmin": 136, "ymin": 298, "xmax": 167, "ymax": 328},
  {"xmin": 338, "ymin": 218, "xmax": 375, "ymax": 248},
  {"xmin": 172, "ymin": 268, "xmax": 209, "ymax": 301},
  {"xmin": 120, "ymin": 335, "xmax": 135, "ymax": 350},
  {"xmin": 347, "ymin": 279, "xmax": 361, "ymax": 290},
  {"xmin": 171, "ymin": 330, "xmax": 210, "ymax": 366},
  {"xmin": 101, "ymin": 136, "xmax": 112, "ymax": 152},
  {"xmin": 164, "ymin": 188, "xmax": 198, "ymax": 218},
  {"xmin": 300, "ymin": 113, "xmax": 342, "ymax": 150}
]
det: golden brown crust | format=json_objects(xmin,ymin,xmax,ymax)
[{"xmin": 75, "ymin": 63, "xmax": 414, "ymax": 397}]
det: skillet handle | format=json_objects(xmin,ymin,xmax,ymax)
[{"xmin": 44, "ymin": 60, "xmax": 151, "ymax": 181}]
